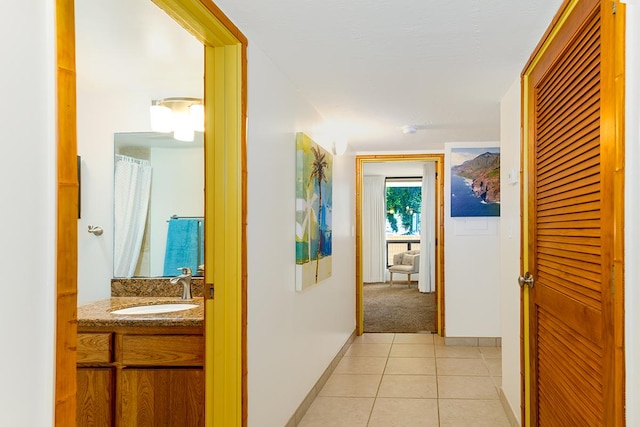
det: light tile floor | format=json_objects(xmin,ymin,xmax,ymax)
[{"xmin": 299, "ymin": 333, "xmax": 510, "ymax": 427}]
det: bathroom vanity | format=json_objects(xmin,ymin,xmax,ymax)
[{"xmin": 77, "ymin": 297, "xmax": 204, "ymax": 426}]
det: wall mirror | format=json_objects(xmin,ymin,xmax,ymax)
[{"xmin": 114, "ymin": 131, "xmax": 204, "ymax": 278}]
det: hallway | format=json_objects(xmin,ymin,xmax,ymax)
[{"xmin": 299, "ymin": 333, "xmax": 509, "ymax": 426}]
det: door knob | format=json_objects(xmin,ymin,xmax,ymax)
[
  {"xmin": 88, "ymin": 225, "xmax": 104, "ymax": 236},
  {"xmin": 518, "ymin": 272, "xmax": 534, "ymax": 288}
]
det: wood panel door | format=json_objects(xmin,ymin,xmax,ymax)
[{"xmin": 523, "ymin": 0, "xmax": 625, "ymax": 425}]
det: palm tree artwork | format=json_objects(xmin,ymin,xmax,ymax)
[
  {"xmin": 295, "ymin": 132, "xmax": 333, "ymax": 290},
  {"xmin": 309, "ymin": 145, "xmax": 328, "ymax": 282}
]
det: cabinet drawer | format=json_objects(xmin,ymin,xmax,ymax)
[
  {"xmin": 77, "ymin": 333, "xmax": 112, "ymax": 364},
  {"xmin": 119, "ymin": 335, "xmax": 204, "ymax": 366}
]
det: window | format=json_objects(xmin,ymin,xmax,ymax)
[
  {"xmin": 385, "ymin": 177, "xmax": 421, "ymax": 266},
  {"xmin": 385, "ymin": 177, "xmax": 422, "ymax": 235}
]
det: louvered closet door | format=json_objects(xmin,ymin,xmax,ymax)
[{"xmin": 527, "ymin": 1, "xmax": 618, "ymax": 425}]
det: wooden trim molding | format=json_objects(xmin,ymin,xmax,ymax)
[
  {"xmin": 55, "ymin": 0, "xmax": 79, "ymax": 424},
  {"xmin": 600, "ymin": 2, "xmax": 625, "ymax": 424}
]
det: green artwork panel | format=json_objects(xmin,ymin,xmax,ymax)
[{"xmin": 295, "ymin": 132, "xmax": 333, "ymax": 290}]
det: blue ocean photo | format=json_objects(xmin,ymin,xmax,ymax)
[
  {"xmin": 451, "ymin": 173, "xmax": 500, "ymax": 217},
  {"xmin": 450, "ymin": 148, "xmax": 501, "ymax": 217}
]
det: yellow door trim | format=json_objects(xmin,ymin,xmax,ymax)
[
  {"xmin": 205, "ymin": 42, "xmax": 245, "ymax": 426},
  {"xmin": 521, "ymin": 72, "xmax": 530, "ymax": 427},
  {"xmin": 355, "ymin": 154, "xmax": 445, "ymax": 336},
  {"xmin": 146, "ymin": 3, "xmax": 248, "ymax": 424},
  {"xmin": 151, "ymin": 2, "xmax": 247, "ymax": 425}
]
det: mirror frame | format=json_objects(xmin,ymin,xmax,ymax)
[{"xmin": 55, "ymin": 0, "xmax": 248, "ymax": 425}]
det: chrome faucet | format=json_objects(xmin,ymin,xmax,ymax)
[{"xmin": 170, "ymin": 267, "xmax": 193, "ymax": 299}]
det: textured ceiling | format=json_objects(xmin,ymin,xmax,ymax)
[
  {"xmin": 212, "ymin": 0, "xmax": 563, "ymax": 152},
  {"xmin": 77, "ymin": 0, "xmax": 564, "ymax": 153}
]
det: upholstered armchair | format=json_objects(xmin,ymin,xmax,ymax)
[{"xmin": 388, "ymin": 249, "xmax": 420, "ymax": 286}]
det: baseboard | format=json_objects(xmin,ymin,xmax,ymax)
[
  {"xmin": 444, "ymin": 336, "xmax": 502, "ymax": 347},
  {"xmin": 499, "ymin": 387, "xmax": 521, "ymax": 427},
  {"xmin": 285, "ymin": 329, "xmax": 357, "ymax": 427}
]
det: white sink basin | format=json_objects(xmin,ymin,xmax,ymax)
[{"xmin": 110, "ymin": 303, "xmax": 198, "ymax": 315}]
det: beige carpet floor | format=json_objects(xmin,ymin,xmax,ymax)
[{"xmin": 363, "ymin": 283, "xmax": 436, "ymax": 333}]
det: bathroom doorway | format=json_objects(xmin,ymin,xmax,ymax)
[{"xmin": 55, "ymin": 0, "xmax": 247, "ymax": 425}]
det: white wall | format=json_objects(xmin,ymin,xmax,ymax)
[
  {"xmin": 149, "ymin": 147, "xmax": 204, "ymax": 276},
  {"xmin": 0, "ymin": 1, "xmax": 56, "ymax": 425},
  {"xmin": 499, "ymin": 79, "xmax": 522, "ymax": 423},
  {"xmin": 444, "ymin": 143, "xmax": 502, "ymax": 337},
  {"xmin": 625, "ymin": 1, "xmax": 640, "ymax": 424},
  {"xmin": 246, "ymin": 44, "xmax": 356, "ymax": 426}
]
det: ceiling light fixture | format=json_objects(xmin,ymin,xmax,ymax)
[{"xmin": 150, "ymin": 97, "xmax": 204, "ymax": 142}]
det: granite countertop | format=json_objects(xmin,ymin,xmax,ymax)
[
  {"xmin": 78, "ymin": 297, "xmax": 204, "ymax": 328},
  {"xmin": 111, "ymin": 277, "xmax": 204, "ymax": 297}
]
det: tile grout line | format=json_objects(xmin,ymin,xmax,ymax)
[
  {"xmin": 434, "ymin": 341, "xmax": 442, "ymax": 426},
  {"xmin": 297, "ymin": 334, "xmax": 508, "ymax": 426},
  {"xmin": 366, "ymin": 332, "xmax": 395, "ymax": 426}
]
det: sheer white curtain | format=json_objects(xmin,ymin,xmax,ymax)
[
  {"xmin": 418, "ymin": 162, "xmax": 436, "ymax": 293},
  {"xmin": 363, "ymin": 175, "xmax": 387, "ymax": 283},
  {"xmin": 114, "ymin": 155, "xmax": 152, "ymax": 277}
]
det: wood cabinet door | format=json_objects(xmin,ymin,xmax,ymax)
[
  {"xmin": 77, "ymin": 368, "xmax": 113, "ymax": 427},
  {"xmin": 119, "ymin": 368, "xmax": 204, "ymax": 427}
]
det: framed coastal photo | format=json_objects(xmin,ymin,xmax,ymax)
[
  {"xmin": 450, "ymin": 147, "xmax": 500, "ymax": 217},
  {"xmin": 295, "ymin": 132, "xmax": 333, "ymax": 290}
]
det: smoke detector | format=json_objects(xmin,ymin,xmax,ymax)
[
  {"xmin": 401, "ymin": 125, "xmax": 417, "ymax": 134},
  {"xmin": 401, "ymin": 123, "xmax": 430, "ymax": 135}
]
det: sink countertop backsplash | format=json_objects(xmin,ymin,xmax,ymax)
[
  {"xmin": 111, "ymin": 277, "xmax": 204, "ymax": 297},
  {"xmin": 76, "ymin": 278, "xmax": 206, "ymax": 328},
  {"xmin": 78, "ymin": 297, "xmax": 204, "ymax": 328}
]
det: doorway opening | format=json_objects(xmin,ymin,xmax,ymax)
[
  {"xmin": 363, "ymin": 174, "xmax": 435, "ymax": 333},
  {"xmin": 356, "ymin": 154, "xmax": 445, "ymax": 336},
  {"xmin": 55, "ymin": 0, "xmax": 247, "ymax": 425}
]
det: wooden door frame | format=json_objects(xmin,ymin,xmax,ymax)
[
  {"xmin": 520, "ymin": 0, "xmax": 625, "ymax": 424},
  {"xmin": 54, "ymin": 1, "xmax": 248, "ymax": 425},
  {"xmin": 355, "ymin": 154, "xmax": 445, "ymax": 336}
]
